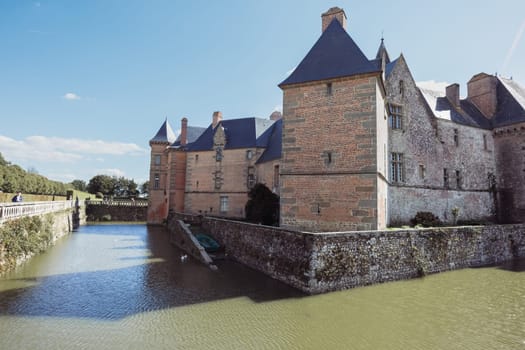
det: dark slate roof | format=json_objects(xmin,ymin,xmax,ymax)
[
  {"xmin": 419, "ymin": 88, "xmax": 492, "ymax": 129},
  {"xmin": 185, "ymin": 117, "xmax": 276, "ymax": 152},
  {"xmin": 170, "ymin": 126, "xmax": 207, "ymax": 148},
  {"xmin": 150, "ymin": 119, "xmax": 176, "ymax": 143},
  {"xmin": 492, "ymin": 77, "xmax": 525, "ymax": 128},
  {"xmin": 375, "ymin": 38, "xmax": 391, "ymax": 64},
  {"xmin": 256, "ymin": 119, "xmax": 282, "ymax": 164},
  {"xmin": 279, "ymin": 19, "xmax": 380, "ymax": 87},
  {"xmin": 385, "ymin": 58, "xmax": 398, "ymax": 78}
]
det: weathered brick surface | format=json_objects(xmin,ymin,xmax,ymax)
[
  {"xmin": 280, "ymin": 75, "xmax": 385, "ymax": 231},
  {"xmin": 173, "ymin": 213, "xmax": 525, "ymax": 294},
  {"xmin": 493, "ymin": 122, "xmax": 525, "ymax": 223},
  {"xmin": 147, "ymin": 142, "xmax": 171, "ymax": 224}
]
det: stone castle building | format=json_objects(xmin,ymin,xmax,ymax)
[{"xmin": 148, "ymin": 7, "xmax": 525, "ymax": 231}]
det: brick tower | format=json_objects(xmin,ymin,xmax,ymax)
[
  {"xmin": 147, "ymin": 118, "xmax": 176, "ymax": 224},
  {"xmin": 278, "ymin": 8, "xmax": 388, "ymax": 232}
]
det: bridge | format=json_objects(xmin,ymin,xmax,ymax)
[{"xmin": 0, "ymin": 200, "xmax": 75, "ymax": 224}]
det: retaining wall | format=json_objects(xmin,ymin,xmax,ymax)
[
  {"xmin": 0, "ymin": 209, "xmax": 73, "ymax": 274},
  {"xmin": 173, "ymin": 213, "xmax": 525, "ymax": 294},
  {"xmin": 86, "ymin": 202, "xmax": 147, "ymax": 222}
]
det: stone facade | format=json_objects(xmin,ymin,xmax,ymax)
[
  {"xmin": 172, "ymin": 213, "xmax": 525, "ymax": 294},
  {"xmin": 385, "ymin": 56, "xmax": 496, "ymax": 224},
  {"xmin": 148, "ymin": 7, "xmax": 525, "ymax": 231}
]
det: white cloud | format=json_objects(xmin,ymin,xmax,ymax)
[
  {"xmin": 501, "ymin": 19, "xmax": 525, "ymax": 75},
  {"xmin": 97, "ymin": 168, "xmax": 126, "ymax": 177},
  {"xmin": 0, "ymin": 135, "xmax": 147, "ymax": 165},
  {"xmin": 416, "ymin": 80, "xmax": 450, "ymax": 93},
  {"xmin": 63, "ymin": 92, "xmax": 80, "ymax": 100}
]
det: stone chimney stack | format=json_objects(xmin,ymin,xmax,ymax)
[
  {"xmin": 467, "ymin": 73, "xmax": 498, "ymax": 118},
  {"xmin": 446, "ymin": 84, "xmax": 460, "ymax": 109},
  {"xmin": 180, "ymin": 117, "xmax": 188, "ymax": 146},
  {"xmin": 212, "ymin": 111, "xmax": 223, "ymax": 129},
  {"xmin": 270, "ymin": 111, "xmax": 282, "ymax": 121},
  {"xmin": 321, "ymin": 7, "xmax": 347, "ymax": 32}
]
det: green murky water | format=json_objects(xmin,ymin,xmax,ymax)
[{"xmin": 0, "ymin": 224, "xmax": 524, "ymax": 349}]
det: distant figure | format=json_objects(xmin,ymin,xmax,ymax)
[{"xmin": 11, "ymin": 192, "xmax": 22, "ymax": 202}]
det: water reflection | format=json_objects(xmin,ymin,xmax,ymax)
[
  {"xmin": 0, "ymin": 224, "xmax": 523, "ymax": 350},
  {"xmin": 0, "ymin": 225, "xmax": 303, "ymax": 320}
]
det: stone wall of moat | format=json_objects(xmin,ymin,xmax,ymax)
[{"xmin": 172, "ymin": 213, "xmax": 525, "ymax": 294}]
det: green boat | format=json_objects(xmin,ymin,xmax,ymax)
[{"xmin": 195, "ymin": 234, "xmax": 221, "ymax": 253}]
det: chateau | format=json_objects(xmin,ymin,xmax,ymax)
[{"xmin": 148, "ymin": 7, "xmax": 525, "ymax": 232}]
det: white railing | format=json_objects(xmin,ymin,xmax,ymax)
[
  {"xmin": 85, "ymin": 200, "xmax": 148, "ymax": 207},
  {"xmin": 0, "ymin": 201, "xmax": 73, "ymax": 223}
]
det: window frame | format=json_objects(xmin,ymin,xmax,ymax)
[
  {"xmin": 390, "ymin": 152, "xmax": 404, "ymax": 183},
  {"xmin": 220, "ymin": 196, "xmax": 229, "ymax": 213},
  {"xmin": 388, "ymin": 103, "xmax": 403, "ymax": 130}
]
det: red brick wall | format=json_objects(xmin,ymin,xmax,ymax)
[{"xmin": 280, "ymin": 75, "xmax": 381, "ymax": 231}]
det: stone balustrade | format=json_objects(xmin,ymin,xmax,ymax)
[
  {"xmin": 0, "ymin": 201, "xmax": 73, "ymax": 223},
  {"xmin": 85, "ymin": 200, "xmax": 148, "ymax": 207}
]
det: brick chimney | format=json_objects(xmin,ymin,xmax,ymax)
[
  {"xmin": 212, "ymin": 111, "xmax": 222, "ymax": 129},
  {"xmin": 270, "ymin": 111, "xmax": 282, "ymax": 121},
  {"xmin": 180, "ymin": 117, "xmax": 188, "ymax": 146},
  {"xmin": 467, "ymin": 73, "xmax": 498, "ymax": 118},
  {"xmin": 446, "ymin": 83, "xmax": 460, "ymax": 109},
  {"xmin": 321, "ymin": 7, "xmax": 347, "ymax": 32}
]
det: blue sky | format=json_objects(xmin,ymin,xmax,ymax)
[{"xmin": 1, "ymin": 0, "xmax": 524, "ymax": 185}]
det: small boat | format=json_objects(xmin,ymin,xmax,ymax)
[{"xmin": 195, "ymin": 234, "xmax": 221, "ymax": 253}]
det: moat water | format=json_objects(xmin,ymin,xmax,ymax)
[{"xmin": 0, "ymin": 224, "xmax": 524, "ymax": 349}]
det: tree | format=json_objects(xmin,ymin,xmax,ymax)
[
  {"xmin": 140, "ymin": 181, "xmax": 149, "ymax": 197},
  {"xmin": 70, "ymin": 179, "xmax": 87, "ymax": 192},
  {"xmin": 87, "ymin": 175, "xmax": 115, "ymax": 196},
  {"xmin": 245, "ymin": 183, "xmax": 279, "ymax": 226}
]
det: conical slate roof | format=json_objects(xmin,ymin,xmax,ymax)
[
  {"xmin": 375, "ymin": 38, "xmax": 391, "ymax": 64},
  {"xmin": 279, "ymin": 19, "xmax": 380, "ymax": 87},
  {"xmin": 150, "ymin": 118, "xmax": 176, "ymax": 144}
]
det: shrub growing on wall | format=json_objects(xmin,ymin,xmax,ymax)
[
  {"xmin": 411, "ymin": 211, "xmax": 442, "ymax": 227},
  {"xmin": 245, "ymin": 183, "xmax": 279, "ymax": 226}
]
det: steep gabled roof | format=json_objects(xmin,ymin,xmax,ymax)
[
  {"xmin": 418, "ymin": 87, "xmax": 492, "ymax": 129},
  {"xmin": 279, "ymin": 19, "xmax": 380, "ymax": 87},
  {"xmin": 492, "ymin": 77, "xmax": 525, "ymax": 127},
  {"xmin": 256, "ymin": 119, "xmax": 282, "ymax": 164},
  {"xmin": 170, "ymin": 126, "xmax": 207, "ymax": 148},
  {"xmin": 185, "ymin": 117, "xmax": 276, "ymax": 152},
  {"xmin": 385, "ymin": 58, "xmax": 398, "ymax": 78},
  {"xmin": 150, "ymin": 119, "xmax": 176, "ymax": 144}
]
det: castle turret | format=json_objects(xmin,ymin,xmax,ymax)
[{"xmin": 147, "ymin": 118, "xmax": 176, "ymax": 224}]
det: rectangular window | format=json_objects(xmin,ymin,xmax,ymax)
[
  {"xmin": 456, "ymin": 170, "xmax": 461, "ymax": 189},
  {"xmin": 154, "ymin": 154, "xmax": 161, "ymax": 166},
  {"xmin": 273, "ymin": 165, "xmax": 279, "ymax": 192},
  {"xmin": 154, "ymin": 173, "xmax": 160, "ymax": 189},
  {"xmin": 390, "ymin": 153, "xmax": 404, "ymax": 182},
  {"xmin": 454, "ymin": 129, "xmax": 459, "ymax": 146},
  {"xmin": 483, "ymin": 134, "xmax": 488, "ymax": 150},
  {"xmin": 246, "ymin": 150, "xmax": 254, "ymax": 160},
  {"xmin": 418, "ymin": 164, "xmax": 426, "ymax": 179},
  {"xmin": 195, "ymin": 154, "xmax": 199, "ymax": 162},
  {"xmin": 220, "ymin": 196, "xmax": 229, "ymax": 213},
  {"xmin": 443, "ymin": 168, "xmax": 449, "ymax": 188},
  {"xmin": 388, "ymin": 104, "xmax": 403, "ymax": 129},
  {"xmin": 326, "ymin": 83, "xmax": 333, "ymax": 96},
  {"xmin": 247, "ymin": 166, "xmax": 255, "ymax": 189}
]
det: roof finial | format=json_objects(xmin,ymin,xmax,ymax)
[{"xmin": 381, "ymin": 30, "xmax": 384, "ymax": 42}]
